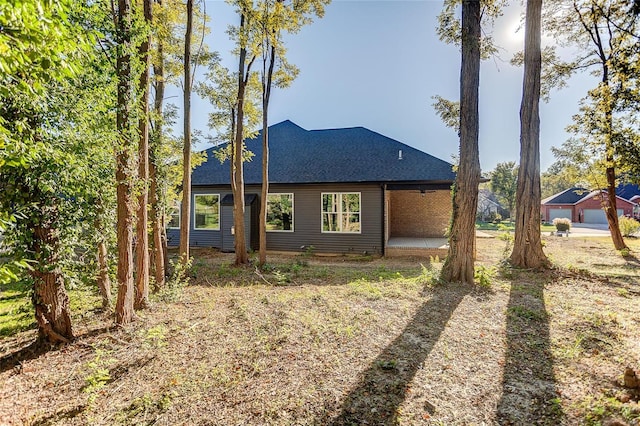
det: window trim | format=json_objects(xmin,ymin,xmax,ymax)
[
  {"xmin": 266, "ymin": 193, "xmax": 295, "ymax": 233},
  {"xmin": 167, "ymin": 201, "xmax": 181, "ymax": 230},
  {"xmin": 193, "ymin": 193, "xmax": 221, "ymax": 231},
  {"xmin": 321, "ymin": 192, "xmax": 362, "ymax": 234}
]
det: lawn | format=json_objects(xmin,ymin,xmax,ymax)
[
  {"xmin": 1, "ymin": 236, "xmax": 639, "ymax": 425},
  {"xmin": 476, "ymin": 219, "xmax": 557, "ymax": 233}
]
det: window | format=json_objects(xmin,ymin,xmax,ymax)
[
  {"xmin": 266, "ymin": 193, "xmax": 294, "ymax": 232},
  {"xmin": 194, "ymin": 194, "xmax": 220, "ymax": 230},
  {"xmin": 322, "ymin": 192, "xmax": 361, "ymax": 233},
  {"xmin": 167, "ymin": 202, "xmax": 180, "ymax": 229}
]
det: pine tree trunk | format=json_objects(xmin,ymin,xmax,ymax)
[
  {"xmin": 179, "ymin": 0, "xmax": 193, "ymax": 265},
  {"xmin": 115, "ymin": 0, "xmax": 135, "ymax": 325},
  {"xmin": 440, "ymin": 0, "xmax": 481, "ymax": 284},
  {"xmin": 233, "ymin": 12, "xmax": 249, "ymax": 265},
  {"xmin": 30, "ymin": 212, "xmax": 73, "ymax": 344},
  {"xmin": 510, "ymin": 0, "xmax": 549, "ymax": 269},
  {"xmin": 135, "ymin": 0, "xmax": 152, "ymax": 309}
]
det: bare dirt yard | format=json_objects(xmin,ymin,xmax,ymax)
[{"xmin": 1, "ymin": 234, "xmax": 640, "ymax": 425}]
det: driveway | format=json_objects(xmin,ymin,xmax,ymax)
[{"xmin": 567, "ymin": 223, "xmax": 610, "ymax": 237}]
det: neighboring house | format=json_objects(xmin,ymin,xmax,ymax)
[
  {"xmin": 616, "ymin": 183, "xmax": 640, "ymax": 218},
  {"xmin": 477, "ymin": 189, "xmax": 508, "ymax": 221},
  {"xmin": 167, "ymin": 120, "xmax": 456, "ymax": 256},
  {"xmin": 541, "ymin": 186, "xmax": 636, "ymax": 224}
]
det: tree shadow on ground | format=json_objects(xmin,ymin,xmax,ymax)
[
  {"xmin": 0, "ymin": 325, "xmax": 113, "ymax": 373},
  {"xmin": 497, "ymin": 271, "xmax": 565, "ymax": 425},
  {"xmin": 325, "ymin": 283, "xmax": 472, "ymax": 425}
]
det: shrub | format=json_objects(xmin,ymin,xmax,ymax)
[
  {"xmin": 618, "ymin": 215, "xmax": 640, "ymax": 237},
  {"xmin": 552, "ymin": 217, "xmax": 571, "ymax": 232}
]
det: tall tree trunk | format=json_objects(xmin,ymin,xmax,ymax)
[
  {"xmin": 233, "ymin": 12, "xmax": 250, "ymax": 265},
  {"xmin": 150, "ymin": 0, "xmax": 166, "ymax": 291},
  {"xmin": 95, "ymin": 213, "xmax": 112, "ymax": 308},
  {"xmin": 259, "ymin": 44, "xmax": 276, "ymax": 267},
  {"xmin": 135, "ymin": 0, "xmax": 153, "ymax": 309},
  {"xmin": 602, "ymin": 84, "xmax": 627, "ymax": 250},
  {"xmin": 115, "ymin": 0, "xmax": 135, "ymax": 325},
  {"xmin": 510, "ymin": 0, "xmax": 549, "ymax": 269},
  {"xmin": 440, "ymin": 0, "xmax": 481, "ymax": 284},
  {"xmin": 179, "ymin": 0, "xmax": 193, "ymax": 266},
  {"xmin": 29, "ymin": 207, "xmax": 73, "ymax": 344},
  {"xmin": 149, "ymin": 154, "xmax": 165, "ymax": 292}
]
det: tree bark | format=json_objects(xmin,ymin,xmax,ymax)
[
  {"xmin": 135, "ymin": 0, "xmax": 153, "ymax": 309},
  {"xmin": 179, "ymin": 0, "xmax": 193, "ymax": 265},
  {"xmin": 440, "ymin": 0, "xmax": 481, "ymax": 284},
  {"xmin": 259, "ymin": 44, "xmax": 276, "ymax": 267},
  {"xmin": 150, "ymin": 0, "xmax": 166, "ymax": 291},
  {"xmin": 29, "ymin": 209, "xmax": 73, "ymax": 344},
  {"xmin": 115, "ymin": 0, "xmax": 135, "ymax": 325},
  {"xmin": 510, "ymin": 0, "xmax": 550, "ymax": 269},
  {"xmin": 233, "ymin": 11, "xmax": 250, "ymax": 265},
  {"xmin": 602, "ymin": 84, "xmax": 627, "ymax": 250}
]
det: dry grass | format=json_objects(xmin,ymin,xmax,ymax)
[{"xmin": 1, "ymin": 235, "xmax": 640, "ymax": 425}]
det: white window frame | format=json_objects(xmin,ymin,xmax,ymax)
[
  {"xmin": 193, "ymin": 193, "xmax": 220, "ymax": 230},
  {"xmin": 167, "ymin": 201, "xmax": 181, "ymax": 229},
  {"xmin": 321, "ymin": 192, "xmax": 362, "ymax": 234},
  {"xmin": 266, "ymin": 193, "xmax": 294, "ymax": 232}
]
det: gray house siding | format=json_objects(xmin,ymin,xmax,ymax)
[
  {"xmin": 169, "ymin": 183, "xmax": 384, "ymax": 255},
  {"xmin": 167, "ymin": 187, "xmax": 225, "ymax": 248},
  {"xmin": 263, "ymin": 183, "xmax": 384, "ymax": 255}
]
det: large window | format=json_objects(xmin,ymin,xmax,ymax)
[
  {"xmin": 266, "ymin": 193, "xmax": 294, "ymax": 232},
  {"xmin": 167, "ymin": 202, "xmax": 180, "ymax": 229},
  {"xmin": 322, "ymin": 192, "xmax": 361, "ymax": 233},
  {"xmin": 194, "ymin": 194, "xmax": 220, "ymax": 230}
]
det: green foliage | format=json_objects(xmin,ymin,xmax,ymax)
[
  {"xmin": 474, "ymin": 265, "xmax": 496, "ymax": 288},
  {"xmin": 436, "ymin": 0, "xmax": 508, "ymax": 59},
  {"xmin": 431, "ymin": 95, "xmax": 460, "ymax": 134},
  {"xmin": 618, "ymin": 216, "xmax": 640, "ymax": 237},
  {"xmin": 157, "ymin": 257, "xmax": 192, "ymax": 302},
  {"xmin": 83, "ymin": 348, "xmax": 115, "ymax": 404},
  {"xmin": 490, "ymin": 162, "xmax": 518, "ymax": 216},
  {"xmin": 544, "ymin": 0, "xmax": 640, "ymax": 194}
]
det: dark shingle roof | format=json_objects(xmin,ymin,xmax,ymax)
[
  {"xmin": 542, "ymin": 187, "xmax": 591, "ymax": 205},
  {"xmin": 616, "ymin": 183, "xmax": 640, "ymax": 200},
  {"xmin": 192, "ymin": 120, "xmax": 456, "ymax": 186}
]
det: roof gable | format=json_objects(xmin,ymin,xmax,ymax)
[
  {"xmin": 542, "ymin": 187, "xmax": 591, "ymax": 205},
  {"xmin": 192, "ymin": 120, "xmax": 456, "ymax": 185},
  {"xmin": 616, "ymin": 183, "xmax": 640, "ymax": 200}
]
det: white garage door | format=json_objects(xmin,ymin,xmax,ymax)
[
  {"xmin": 549, "ymin": 208, "xmax": 572, "ymax": 221},
  {"xmin": 583, "ymin": 208, "xmax": 624, "ymax": 224}
]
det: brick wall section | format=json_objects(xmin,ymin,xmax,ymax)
[{"xmin": 389, "ymin": 190, "xmax": 451, "ymax": 238}]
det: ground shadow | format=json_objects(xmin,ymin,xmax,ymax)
[
  {"xmin": 497, "ymin": 271, "xmax": 565, "ymax": 425},
  {"xmin": 325, "ymin": 283, "xmax": 472, "ymax": 425},
  {"xmin": 0, "ymin": 325, "xmax": 113, "ymax": 374}
]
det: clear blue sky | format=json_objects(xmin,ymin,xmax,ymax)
[{"xmin": 178, "ymin": 0, "xmax": 598, "ymax": 173}]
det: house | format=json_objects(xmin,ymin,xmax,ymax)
[
  {"xmin": 167, "ymin": 120, "xmax": 456, "ymax": 256},
  {"xmin": 541, "ymin": 186, "xmax": 636, "ymax": 224},
  {"xmin": 477, "ymin": 189, "xmax": 508, "ymax": 222},
  {"xmin": 617, "ymin": 183, "xmax": 640, "ymax": 206}
]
